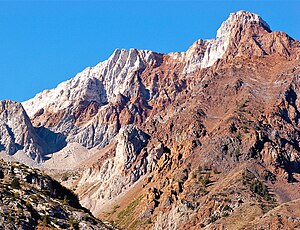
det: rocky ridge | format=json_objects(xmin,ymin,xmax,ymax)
[
  {"xmin": 0, "ymin": 10, "xmax": 299, "ymax": 230},
  {"xmin": 21, "ymin": 11, "xmax": 280, "ymax": 152}
]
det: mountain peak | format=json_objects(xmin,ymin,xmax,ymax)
[
  {"xmin": 181, "ymin": 11, "xmax": 276, "ymax": 73},
  {"xmin": 216, "ymin": 11, "xmax": 272, "ymax": 48},
  {"xmin": 217, "ymin": 10, "xmax": 271, "ymax": 39}
]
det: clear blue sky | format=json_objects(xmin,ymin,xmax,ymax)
[{"xmin": 0, "ymin": 1, "xmax": 299, "ymax": 102}]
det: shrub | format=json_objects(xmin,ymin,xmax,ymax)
[
  {"xmin": 223, "ymin": 205, "xmax": 232, "ymax": 211},
  {"xmin": 11, "ymin": 178, "xmax": 20, "ymax": 189},
  {"xmin": 213, "ymin": 168, "xmax": 220, "ymax": 174},
  {"xmin": 61, "ymin": 174, "xmax": 69, "ymax": 181},
  {"xmin": 69, "ymin": 217, "xmax": 79, "ymax": 229},
  {"xmin": 229, "ymin": 123, "xmax": 237, "ymax": 133},
  {"xmin": 111, "ymin": 205, "xmax": 120, "ymax": 214},
  {"xmin": 250, "ymin": 179, "xmax": 268, "ymax": 197},
  {"xmin": 208, "ymin": 214, "xmax": 219, "ymax": 223},
  {"xmin": 197, "ymin": 165, "xmax": 203, "ymax": 172},
  {"xmin": 236, "ymin": 132, "xmax": 242, "ymax": 142},
  {"xmin": 63, "ymin": 195, "xmax": 68, "ymax": 205},
  {"xmin": 82, "ymin": 214, "xmax": 89, "ymax": 221},
  {"xmin": 199, "ymin": 174, "xmax": 210, "ymax": 187},
  {"xmin": 203, "ymin": 164, "xmax": 211, "ymax": 171},
  {"xmin": 42, "ymin": 215, "xmax": 49, "ymax": 226},
  {"xmin": 249, "ymin": 179, "xmax": 275, "ymax": 203}
]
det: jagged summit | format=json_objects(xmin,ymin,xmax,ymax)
[
  {"xmin": 22, "ymin": 48, "xmax": 161, "ymax": 117},
  {"xmin": 20, "ymin": 10, "xmax": 298, "ymax": 154},
  {"xmin": 23, "ymin": 11, "xmax": 274, "ymax": 116},
  {"xmin": 181, "ymin": 10, "xmax": 273, "ymax": 73},
  {"xmin": 217, "ymin": 10, "xmax": 271, "ymax": 38}
]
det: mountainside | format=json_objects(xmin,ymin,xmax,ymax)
[
  {"xmin": 0, "ymin": 160, "xmax": 110, "ymax": 229},
  {"xmin": 0, "ymin": 10, "xmax": 300, "ymax": 229}
]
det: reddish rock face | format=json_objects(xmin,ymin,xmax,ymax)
[{"xmin": 1, "ymin": 10, "xmax": 299, "ymax": 229}]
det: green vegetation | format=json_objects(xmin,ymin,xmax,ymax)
[
  {"xmin": 191, "ymin": 166, "xmax": 212, "ymax": 197},
  {"xmin": 243, "ymin": 170, "xmax": 275, "ymax": 203},
  {"xmin": 222, "ymin": 212, "xmax": 229, "ymax": 217},
  {"xmin": 69, "ymin": 217, "xmax": 79, "ymax": 229},
  {"xmin": 117, "ymin": 197, "xmax": 142, "ymax": 220},
  {"xmin": 213, "ymin": 168, "xmax": 220, "ymax": 174},
  {"xmin": 199, "ymin": 174, "xmax": 210, "ymax": 187},
  {"xmin": 197, "ymin": 165, "xmax": 203, "ymax": 172},
  {"xmin": 250, "ymin": 179, "xmax": 268, "ymax": 198},
  {"xmin": 111, "ymin": 204, "xmax": 120, "ymax": 214},
  {"xmin": 192, "ymin": 165, "xmax": 212, "ymax": 192},
  {"xmin": 237, "ymin": 99, "xmax": 250, "ymax": 112},
  {"xmin": 236, "ymin": 132, "xmax": 242, "ymax": 142},
  {"xmin": 241, "ymin": 125, "xmax": 249, "ymax": 133},
  {"xmin": 42, "ymin": 215, "xmax": 49, "ymax": 226},
  {"xmin": 83, "ymin": 214, "xmax": 89, "ymax": 221},
  {"xmin": 115, "ymin": 195, "xmax": 143, "ymax": 228},
  {"xmin": 229, "ymin": 123, "xmax": 237, "ymax": 133},
  {"xmin": 63, "ymin": 195, "xmax": 68, "ymax": 205},
  {"xmin": 61, "ymin": 173, "xmax": 69, "ymax": 181},
  {"xmin": 208, "ymin": 213, "xmax": 219, "ymax": 223},
  {"xmin": 223, "ymin": 205, "xmax": 232, "ymax": 212}
]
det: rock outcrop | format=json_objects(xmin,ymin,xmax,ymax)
[
  {"xmin": 0, "ymin": 160, "xmax": 109, "ymax": 229},
  {"xmin": 0, "ymin": 100, "xmax": 45, "ymax": 162},
  {"xmin": 0, "ymin": 100, "xmax": 66, "ymax": 163},
  {"xmin": 75, "ymin": 125, "xmax": 150, "ymax": 213}
]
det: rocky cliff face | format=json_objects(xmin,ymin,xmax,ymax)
[
  {"xmin": 0, "ymin": 100, "xmax": 66, "ymax": 163},
  {"xmin": 75, "ymin": 125, "xmax": 149, "ymax": 213},
  {"xmin": 21, "ymin": 49, "xmax": 162, "ymax": 151},
  {"xmin": 1, "ymin": 10, "xmax": 300, "ymax": 230}
]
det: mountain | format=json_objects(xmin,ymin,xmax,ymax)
[{"xmin": 1, "ymin": 10, "xmax": 300, "ymax": 229}]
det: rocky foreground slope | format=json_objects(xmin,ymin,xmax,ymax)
[
  {"xmin": 0, "ymin": 10, "xmax": 300, "ymax": 229},
  {"xmin": 0, "ymin": 160, "xmax": 110, "ymax": 229}
]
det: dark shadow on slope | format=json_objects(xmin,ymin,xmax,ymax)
[
  {"xmin": 92, "ymin": 78, "xmax": 108, "ymax": 106},
  {"xmin": 0, "ymin": 143, "xmax": 5, "ymax": 151},
  {"xmin": 34, "ymin": 127, "xmax": 67, "ymax": 156},
  {"xmin": 0, "ymin": 124, "xmax": 24, "ymax": 155},
  {"xmin": 285, "ymin": 86, "xmax": 297, "ymax": 107}
]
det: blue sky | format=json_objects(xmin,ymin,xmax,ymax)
[{"xmin": 0, "ymin": 1, "xmax": 299, "ymax": 102}]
